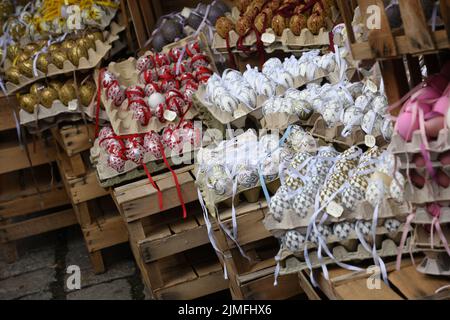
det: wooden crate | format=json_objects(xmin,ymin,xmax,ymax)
[
  {"xmin": 52, "ymin": 125, "xmax": 128, "ymax": 274},
  {"xmin": 0, "ymin": 163, "xmax": 76, "ymax": 262},
  {"xmin": 338, "ymin": 0, "xmax": 450, "ymax": 60},
  {"xmin": 112, "ymin": 165, "xmax": 229, "ymax": 299},
  {"xmin": 210, "ymin": 199, "xmax": 303, "ymax": 300},
  {"xmin": 298, "ymin": 259, "xmax": 450, "ymax": 300}
]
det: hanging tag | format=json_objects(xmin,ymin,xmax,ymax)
[
  {"xmin": 365, "ymin": 134, "xmax": 376, "ymax": 148},
  {"xmin": 180, "ymin": 8, "xmax": 191, "ymax": 18},
  {"xmin": 68, "ymin": 99, "xmax": 78, "ymax": 111},
  {"xmin": 326, "ymin": 201, "xmax": 343, "ymax": 218},
  {"xmin": 261, "ymin": 33, "xmax": 275, "ymax": 44},
  {"xmin": 163, "ymin": 109, "xmax": 177, "ymax": 122}
]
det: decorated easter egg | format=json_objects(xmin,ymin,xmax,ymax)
[{"xmin": 284, "ymin": 230, "xmax": 305, "ymax": 253}]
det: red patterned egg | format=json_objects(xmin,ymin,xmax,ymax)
[
  {"xmin": 179, "ymin": 73, "xmax": 195, "ymax": 86},
  {"xmin": 125, "ymin": 143, "xmax": 145, "ymax": 164},
  {"xmin": 184, "ymin": 80, "xmax": 199, "ymax": 98},
  {"xmin": 158, "ymin": 65, "xmax": 175, "ymax": 80},
  {"xmin": 106, "ymin": 82, "xmax": 121, "ymax": 101},
  {"xmin": 108, "ymin": 153, "xmax": 126, "ymax": 172},
  {"xmin": 102, "ymin": 71, "xmax": 117, "ymax": 89},
  {"xmin": 144, "ymin": 131, "xmax": 163, "ymax": 159},
  {"xmin": 190, "ymin": 53, "xmax": 210, "ymax": 69},
  {"xmin": 160, "ymin": 79, "xmax": 180, "ymax": 92},
  {"xmin": 113, "ymin": 87, "xmax": 126, "ymax": 106},
  {"xmin": 140, "ymin": 69, "xmax": 158, "ymax": 84},
  {"xmin": 185, "ymin": 41, "xmax": 200, "ymax": 57},
  {"xmin": 125, "ymin": 85, "xmax": 145, "ymax": 100},
  {"xmin": 154, "ymin": 53, "xmax": 170, "ymax": 68},
  {"xmin": 171, "ymin": 63, "xmax": 187, "ymax": 75},
  {"xmin": 144, "ymin": 82, "xmax": 161, "ymax": 96},
  {"xmin": 131, "ymin": 105, "xmax": 151, "ymax": 126},
  {"xmin": 168, "ymin": 47, "xmax": 183, "ymax": 63},
  {"xmin": 136, "ymin": 54, "xmax": 154, "ymax": 72},
  {"xmin": 195, "ymin": 66, "xmax": 212, "ymax": 83}
]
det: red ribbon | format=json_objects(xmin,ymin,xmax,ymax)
[
  {"xmin": 225, "ymin": 34, "xmax": 237, "ymax": 70},
  {"xmin": 95, "ymin": 69, "xmax": 105, "ymax": 138},
  {"xmin": 142, "ymin": 161, "xmax": 164, "ymax": 211},
  {"xmin": 159, "ymin": 141, "xmax": 187, "ymax": 218}
]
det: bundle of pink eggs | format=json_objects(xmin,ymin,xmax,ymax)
[
  {"xmin": 98, "ymin": 120, "xmax": 201, "ymax": 172},
  {"xmin": 101, "ymin": 41, "xmax": 214, "ymax": 126}
]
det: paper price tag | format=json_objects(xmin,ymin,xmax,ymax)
[
  {"xmin": 365, "ymin": 134, "xmax": 376, "ymax": 148},
  {"xmin": 68, "ymin": 99, "xmax": 78, "ymax": 111},
  {"xmin": 163, "ymin": 109, "xmax": 177, "ymax": 122},
  {"xmin": 261, "ymin": 33, "xmax": 275, "ymax": 44},
  {"xmin": 326, "ymin": 201, "xmax": 344, "ymax": 218}
]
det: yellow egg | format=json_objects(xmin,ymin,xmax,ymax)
[
  {"xmin": 40, "ymin": 87, "xmax": 59, "ymax": 108},
  {"xmin": 19, "ymin": 94, "xmax": 38, "ymax": 113},
  {"xmin": 5, "ymin": 66, "xmax": 20, "ymax": 84},
  {"xmin": 36, "ymin": 53, "xmax": 49, "ymax": 73},
  {"xmin": 67, "ymin": 45, "xmax": 88, "ymax": 67},
  {"xmin": 48, "ymin": 80, "xmax": 63, "ymax": 92},
  {"xmin": 79, "ymin": 81, "xmax": 96, "ymax": 106},
  {"xmin": 61, "ymin": 39, "xmax": 76, "ymax": 52},
  {"xmin": 17, "ymin": 59, "xmax": 34, "ymax": 78},
  {"xmin": 59, "ymin": 82, "xmax": 77, "ymax": 105},
  {"xmin": 29, "ymin": 82, "xmax": 45, "ymax": 97},
  {"xmin": 50, "ymin": 50, "xmax": 68, "ymax": 69},
  {"xmin": 6, "ymin": 43, "xmax": 19, "ymax": 60}
]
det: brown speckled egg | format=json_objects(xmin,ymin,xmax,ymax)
[
  {"xmin": 307, "ymin": 14, "xmax": 324, "ymax": 34},
  {"xmin": 272, "ymin": 14, "xmax": 287, "ymax": 36},
  {"xmin": 254, "ymin": 12, "xmax": 270, "ymax": 33},
  {"xmin": 289, "ymin": 14, "xmax": 308, "ymax": 36},
  {"xmin": 236, "ymin": 0, "xmax": 252, "ymax": 13},
  {"xmin": 215, "ymin": 16, "xmax": 234, "ymax": 39},
  {"xmin": 236, "ymin": 15, "xmax": 252, "ymax": 36}
]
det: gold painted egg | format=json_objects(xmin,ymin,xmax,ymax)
[
  {"xmin": 86, "ymin": 30, "xmax": 104, "ymax": 44},
  {"xmin": 5, "ymin": 66, "xmax": 20, "ymax": 83},
  {"xmin": 76, "ymin": 37, "xmax": 95, "ymax": 51},
  {"xmin": 50, "ymin": 50, "xmax": 68, "ymax": 69},
  {"xmin": 36, "ymin": 53, "xmax": 49, "ymax": 73},
  {"xmin": 61, "ymin": 39, "xmax": 76, "ymax": 51},
  {"xmin": 79, "ymin": 81, "xmax": 96, "ymax": 106},
  {"xmin": 19, "ymin": 94, "xmax": 38, "ymax": 113},
  {"xmin": 40, "ymin": 87, "xmax": 59, "ymax": 108},
  {"xmin": 67, "ymin": 45, "xmax": 88, "ymax": 67},
  {"xmin": 48, "ymin": 43, "xmax": 61, "ymax": 53},
  {"xmin": 17, "ymin": 59, "xmax": 34, "ymax": 78},
  {"xmin": 48, "ymin": 80, "xmax": 63, "ymax": 92},
  {"xmin": 59, "ymin": 82, "xmax": 76, "ymax": 105},
  {"xmin": 29, "ymin": 82, "xmax": 45, "ymax": 97},
  {"xmin": 6, "ymin": 43, "xmax": 19, "ymax": 60},
  {"xmin": 23, "ymin": 43, "xmax": 38, "ymax": 55}
]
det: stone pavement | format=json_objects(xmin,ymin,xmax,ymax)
[{"xmin": 0, "ymin": 226, "xmax": 148, "ymax": 300}]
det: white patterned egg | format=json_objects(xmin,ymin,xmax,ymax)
[
  {"xmin": 284, "ymin": 230, "xmax": 305, "ymax": 253},
  {"xmin": 365, "ymin": 179, "xmax": 385, "ymax": 206},
  {"xmin": 333, "ymin": 222, "xmax": 352, "ymax": 240},
  {"xmin": 269, "ymin": 186, "xmax": 292, "ymax": 222},
  {"xmin": 389, "ymin": 171, "xmax": 405, "ymax": 203},
  {"xmin": 384, "ymin": 218, "xmax": 401, "ymax": 233}
]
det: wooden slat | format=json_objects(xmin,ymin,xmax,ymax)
[
  {"xmin": 82, "ymin": 215, "xmax": 128, "ymax": 252},
  {"xmin": 128, "ymin": 0, "xmax": 149, "ymax": 49},
  {"xmin": 0, "ymin": 105, "xmax": 16, "ymax": 132},
  {"xmin": 70, "ymin": 171, "xmax": 109, "ymax": 204},
  {"xmin": 239, "ymin": 273, "xmax": 301, "ymax": 300},
  {"xmin": 399, "ymin": 0, "xmax": 435, "ymax": 53},
  {"xmin": 298, "ymin": 271, "xmax": 322, "ymax": 300},
  {"xmin": 388, "ymin": 265, "xmax": 450, "ymax": 299},
  {"xmin": 53, "ymin": 124, "xmax": 94, "ymax": 157},
  {"xmin": 0, "ymin": 208, "xmax": 77, "ymax": 242},
  {"xmin": 333, "ymin": 277, "xmax": 403, "ymax": 300},
  {"xmin": 0, "ymin": 185, "xmax": 70, "ymax": 219},
  {"xmin": 139, "ymin": 224, "xmax": 209, "ymax": 262},
  {"xmin": 358, "ymin": 0, "xmax": 397, "ymax": 58},
  {"xmin": 441, "ymin": 0, "xmax": 450, "ymax": 42},
  {"xmin": 0, "ymin": 139, "xmax": 57, "ymax": 174}
]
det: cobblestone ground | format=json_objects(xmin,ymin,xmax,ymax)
[{"xmin": 0, "ymin": 226, "xmax": 149, "ymax": 300}]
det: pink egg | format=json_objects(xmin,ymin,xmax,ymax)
[
  {"xmin": 396, "ymin": 112, "xmax": 419, "ymax": 141},
  {"xmin": 424, "ymin": 116, "xmax": 444, "ymax": 139},
  {"xmin": 439, "ymin": 150, "xmax": 450, "ymax": 165},
  {"xmin": 437, "ymin": 169, "xmax": 450, "ymax": 188},
  {"xmin": 413, "ymin": 154, "xmax": 426, "ymax": 167},
  {"xmin": 410, "ymin": 170, "xmax": 426, "ymax": 188}
]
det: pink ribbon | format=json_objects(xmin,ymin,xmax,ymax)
[
  {"xmin": 428, "ymin": 203, "xmax": 450, "ymax": 256},
  {"xmin": 396, "ymin": 213, "xmax": 415, "ymax": 270}
]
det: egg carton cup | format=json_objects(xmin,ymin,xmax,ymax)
[
  {"xmin": 389, "ymin": 128, "xmax": 450, "ymax": 155},
  {"xmin": 161, "ymin": 32, "xmax": 217, "ymax": 61},
  {"xmin": 416, "ymin": 251, "xmax": 450, "ymax": 276},
  {"xmin": 413, "ymin": 206, "xmax": 450, "ymax": 225},
  {"xmin": 19, "ymin": 98, "xmax": 109, "ymax": 134},
  {"xmin": 1, "ymin": 23, "xmax": 125, "ymax": 96},
  {"xmin": 413, "ymin": 224, "xmax": 450, "ymax": 251},
  {"xmin": 307, "ymin": 113, "xmax": 388, "ymax": 148},
  {"xmin": 264, "ymin": 197, "xmax": 410, "ymax": 236},
  {"xmin": 279, "ymin": 237, "xmax": 418, "ymax": 275},
  {"xmin": 212, "ymin": 7, "xmax": 338, "ymax": 53},
  {"xmin": 90, "ymin": 138, "xmax": 199, "ymax": 187},
  {"xmin": 279, "ymin": 223, "xmax": 408, "ymax": 260},
  {"xmin": 404, "ymin": 181, "xmax": 450, "ymax": 204}
]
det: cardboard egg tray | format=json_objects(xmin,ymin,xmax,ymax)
[
  {"xmin": 194, "ymin": 66, "xmax": 337, "ymax": 133},
  {"xmin": 305, "ymin": 113, "xmax": 389, "ymax": 148},
  {"xmin": 212, "ymin": 7, "xmax": 339, "ymax": 53},
  {"xmin": 389, "ymin": 128, "xmax": 450, "ymax": 156},
  {"xmin": 413, "ymin": 206, "xmax": 450, "ymax": 225},
  {"xmin": 278, "ymin": 238, "xmax": 418, "ymax": 275},
  {"xmin": 19, "ymin": 99, "xmax": 109, "ymax": 134},
  {"xmin": 1, "ymin": 23, "xmax": 124, "ymax": 96},
  {"xmin": 264, "ymin": 198, "xmax": 411, "ymax": 237},
  {"xmin": 403, "ymin": 181, "xmax": 450, "ymax": 204},
  {"xmin": 98, "ymin": 33, "xmax": 216, "ymax": 136},
  {"xmin": 413, "ymin": 224, "xmax": 450, "ymax": 251},
  {"xmin": 416, "ymin": 251, "xmax": 450, "ymax": 276}
]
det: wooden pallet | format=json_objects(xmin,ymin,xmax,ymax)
[
  {"xmin": 298, "ymin": 259, "xmax": 450, "ymax": 300},
  {"xmin": 112, "ymin": 165, "xmax": 229, "ymax": 299},
  {"xmin": 52, "ymin": 124, "xmax": 128, "ymax": 274},
  {"xmin": 210, "ymin": 198, "xmax": 303, "ymax": 300}
]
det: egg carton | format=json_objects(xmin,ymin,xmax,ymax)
[
  {"xmin": 1, "ymin": 23, "xmax": 124, "ymax": 96},
  {"xmin": 279, "ymin": 237, "xmax": 417, "ymax": 275},
  {"xmin": 278, "ymin": 222, "xmax": 409, "ymax": 259},
  {"xmin": 264, "ymin": 197, "xmax": 410, "ymax": 236},
  {"xmin": 413, "ymin": 224, "xmax": 450, "ymax": 251},
  {"xmin": 212, "ymin": 7, "xmax": 337, "ymax": 53},
  {"xmin": 404, "ymin": 181, "xmax": 450, "ymax": 204},
  {"xmin": 19, "ymin": 99, "xmax": 109, "ymax": 134},
  {"xmin": 413, "ymin": 206, "xmax": 450, "ymax": 225},
  {"xmin": 389, "ymin": 128, "xmax": 450, "ymax": 155},
  {"xmin": 90, "ymin": 138, "xmax": 200, "ymax": 187},
  {"xmin": 308, "ymin": 113, "xmax": 388, "ymax": 148},
  {"xmin": 416, "ymin": 251, "xmax": 450, "ymax": 276}
]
